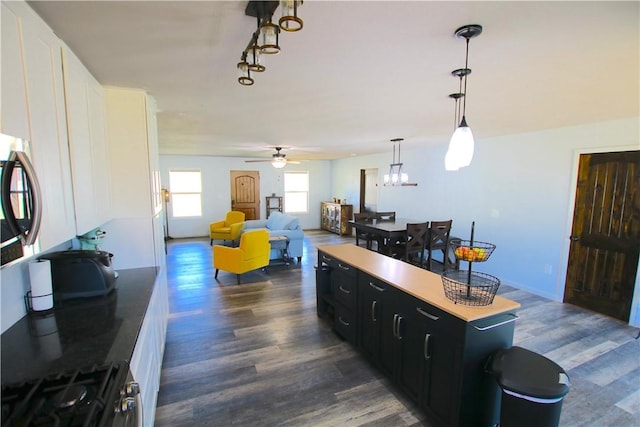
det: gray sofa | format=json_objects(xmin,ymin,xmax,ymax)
[{"xmin": 243, "ymin": 211, "xmax": 304, "ymax": 261}]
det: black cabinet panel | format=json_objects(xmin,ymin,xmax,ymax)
[{"xmin": 316, "ymin": 248, "xmax": 517, "ymax": 427}]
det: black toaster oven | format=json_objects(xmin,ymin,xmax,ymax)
[{"xmin": 38, "ymin": 250, "xmax": 117, "ymax": 301}]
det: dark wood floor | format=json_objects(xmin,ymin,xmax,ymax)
[{"xmin": 155, "ymin": 231, "xmax": 640, "ymax": 426}]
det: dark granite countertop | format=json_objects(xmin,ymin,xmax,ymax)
[{"xmin": 1, "ymin": 267, "xmax": 158, "ymax": 385}]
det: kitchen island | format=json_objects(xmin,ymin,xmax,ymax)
[
  {"xmin": 316, "ymin": 244, "xmax": 520, "ymax": 427},
  {"xmin": 1, "ymin": 266, "xmax": 168, "ymax": 425}
]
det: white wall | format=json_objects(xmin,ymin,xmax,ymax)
[
  {"xmin": 159, "ymin": 155, "xmax": 332, "ymax": 238},
  {"xmin": 331, "ymin": 117, "xmax": 640, "ymax": 326}
]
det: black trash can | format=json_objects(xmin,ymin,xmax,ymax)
[{"xmin": 488, "ymin": 346, "xmax": 570, "ymax": 427}]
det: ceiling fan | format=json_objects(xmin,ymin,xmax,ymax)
[{"xmin": 245, "ymin": 147, "xmax": 301, "ymax": 168}]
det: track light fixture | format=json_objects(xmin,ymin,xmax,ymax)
[
  {"xmin": 238, "ymin": 1, "xmax": 303, "ymax": 86},
  {"xmin": 445, "ymin": 24, "xmax": 482, "ymax": 170}
]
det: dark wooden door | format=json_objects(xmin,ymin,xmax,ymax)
[
  {"xmin": 564, "ymin": 150, "xmax": 640, "ymax": 321},
  {"xmin": 230, "ymin": 170, "xmax": 260, "ymax": 220}
]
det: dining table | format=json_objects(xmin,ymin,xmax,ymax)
[
  {"xmin": 348, "ymin": 218, "xmax": 420, "ymax": 254},
  {"xmin": 348, "ymin": 218, "xmax": 460, "ymax": 269}
]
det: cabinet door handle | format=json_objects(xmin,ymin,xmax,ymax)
[
  {"xmin": 471, "ymin": 314, "xmax": 519, "ymax": 331},
  {"xmin": 371, "ymin": 300, "xmax": 377, "ymax": 322},
  {"xmin": 338, "ymin": 316, "xmax": 350, "ymax": 327},
  {"xmin": 368, "ymin": 282, "xmax": 385, "ymax": 292},
  {"xmin": 396, "ymin": 316, "xmax": 403, "ymax": 340},
  {"xmin": 338, "ymin": 285, "xmax": 351, "ymax": 294},
  {"xmin": 424, "ymin": 333, "xmax": 431, "ymax": 360},
  {"xmin": 392, "ymin": 314, "xmax": 398, "ymax": 339},
  {"xmin": 338, "ymin": 263, "xmax": 350, "ymax": 271},
  {"xmin": 416, "ymin": 307, "xmax": 439, "ymax": 321},
  {"xmin": 322, "ymin": 255, "xmax": 333, "ymax": 263}
]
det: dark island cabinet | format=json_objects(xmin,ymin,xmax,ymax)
[
  {"xmin": 359, "ymin": 271, "xmax": 460, "ymax": 415},
  {"xmin": 316, "ymin": 251, "xmax": 358, "ymax": 345},
  {"xmin": 316, "ymin": 245, "xmax": 520, "ymax": 427}
]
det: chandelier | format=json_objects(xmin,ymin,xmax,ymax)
[
  {"xmin": 238, "ymin": 1, "xmax": 304, "ymax": 86},
  {"xmin": 383, "ymin": 138, "xmax": 417, "ymax": 187},
  {"xmin": 444, "ymin": 24, "xmax": 482, "ymax": 171}
]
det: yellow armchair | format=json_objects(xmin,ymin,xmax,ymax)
[
  {"xmin": 213, "ymin": 230, "xmax": 271, "ymax": 284},
  {"xmin": 210, "ymin": 211, "xmax": 246, "ymax": 245}
]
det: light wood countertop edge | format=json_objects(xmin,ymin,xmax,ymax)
[{"xmin": 317, "ymin": 244, "xmax": 521, "ymax": 322}]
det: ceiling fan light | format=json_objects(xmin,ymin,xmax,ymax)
[
  {"xmin": 237, "ymin": 60, "xmax": 254, "ymax": 86},
  {"xmin": 272, "ymin": 157, "xmax": 287, "ymax": 168},
  {"xmin": 260, "ymin": 21, "xmax": 280, "ymax": 54},
  {"xmin": 279, "ymin": 0, "xmax": 303, "ymax": 32}
]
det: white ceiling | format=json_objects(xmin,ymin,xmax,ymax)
[{"xmin": 27, "ymin": 1, "xmax": 639, "ymax": 161}]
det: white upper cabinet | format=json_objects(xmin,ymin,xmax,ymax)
[
  {"xmin": 1, "ymin": 2, "xmax": 30, "ymax": 138},
  {"xmin": 62, "ymin": 44, "xmax": 112, "ymax": 236},
  {"xmin": 17, "ymin": 3, "xmax": 76, "ymax": 250},
  {"xmin": 104, "ymin": 88, "xmax": 154, "ymax": 219},
  {"xmin": 101, "ymin": 88, "xmax": 165, "ymax": 270},
  {"xmin": 1, "ymin": 1, "xmax": 76, "ymax": 251}
]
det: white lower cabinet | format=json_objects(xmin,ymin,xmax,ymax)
[{"xmin": 130, "ymin": 269, "xmax": 168, "ymax": 427}]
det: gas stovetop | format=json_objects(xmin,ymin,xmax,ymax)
[{"xmin": 1, "ymin": 361, "xmax": 129, "ymax": 427}]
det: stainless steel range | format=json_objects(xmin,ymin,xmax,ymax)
[{"xmin": 1, "ymin": 361, "xmax": 142, "ymax": 426}]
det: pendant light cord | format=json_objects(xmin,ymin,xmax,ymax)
[{"xmin": 462, "ymin": 37, "xmax": 470, "ymax": 118}]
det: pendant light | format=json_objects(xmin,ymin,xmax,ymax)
[
  {"xmin": 237, "ymin": 53, "xmax": 254, "ymax": 86},
  {"xmin": 445, "ymin": 24, "xmax": 482, "ymax": 171},
  {"xmin": 260, "ymin": 16, "xmax": 280, "ymax": 54},
  {"xmin": 279, "ymin": 0, "xmax": 303, "ymax": 32},
  {"xmin": 245, "ymin": 33, "xmax": 265, "ymax": 72}
]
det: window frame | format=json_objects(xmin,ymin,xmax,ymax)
[
  {"xmin": 283, "ymin": 171, "xmax": 309, "ymax": 214},
  {"xmin": 168, "ymin": 169, "xmax": 203, "ymax": 218}
]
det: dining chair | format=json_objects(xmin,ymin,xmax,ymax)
[
  {"xmin": 353, "ymin": 212, "xmax": 375, "ymax": 250},
  {"xmin": 426, "ymin": 220, "xmax": 453, "ymax": 271},
  {"xmin": 390, "ymin": 222, "xmax": 429, "ymax": 267},
  {"xmin": 375, "ymin": 211, "xmax": 396, "ymax": 221}
]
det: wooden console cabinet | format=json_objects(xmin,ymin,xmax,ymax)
[
  {"xmin": 316, "ymin": 244, "xmax": 521, "ymax": 427},
  {"xmin": 321, "ymin": 202, "xmax": 353, "ymax": 235}
]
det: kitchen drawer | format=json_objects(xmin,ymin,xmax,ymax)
[
  {"xmin": 334, "ymin": 303, "xmax": 357, "ymax": 345},
  {"xmin": 332, "ymin": 270, "xmax": 357, "ymax": 309},
  {"xmin": 320, "ymin": 252, "xmax": 357, "ymax": 278}
]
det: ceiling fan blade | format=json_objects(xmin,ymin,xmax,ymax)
[{"xmin": 244, "ymin": 159, "xmax": 273, "ymax": 163}]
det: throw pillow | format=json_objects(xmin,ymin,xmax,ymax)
[{"xmin": 266, "ymin": 211, "xmax": 291, "ymax": 230}]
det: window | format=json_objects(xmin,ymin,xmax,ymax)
[
  {"xmin": 169, "ymin": 170, "xmax": 202, "ymax": 217},
  {"xmin": 284, "ymin": 171, "xmax": 308, "ymax": 214}
]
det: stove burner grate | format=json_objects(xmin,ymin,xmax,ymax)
[{"xmin": 1, "ymin": 361, "xmax": 128, "ymax": 427}]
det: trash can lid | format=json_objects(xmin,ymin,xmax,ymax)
[{"xmin": 489, "ymin": 346, "xmax": 570, "ymax": 399}]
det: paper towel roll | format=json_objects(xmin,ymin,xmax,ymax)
[{"xmin": 28, "ymin": 260, "xmax": 54, "ymax": 311}]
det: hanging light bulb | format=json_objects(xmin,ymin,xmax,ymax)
[
  {"xmin": 445, "ymin": 24, "xmax": 482, "ymax": 170},
  {"xmin": 279, "ymin": 0, "xmax": 303, "ymax": 32}
]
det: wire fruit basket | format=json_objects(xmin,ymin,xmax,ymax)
[
  {"xmin": 450, "ymin": 240, "xmax": 496, "ymax": 262},
  {"xmin": 441, "ymin": 270, "xmax": 501, "ymax": 306}
]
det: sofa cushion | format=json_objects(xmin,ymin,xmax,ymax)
[
  {"xmin": 266, "ymin": 211, "xmax": 294, "ymax": 231},
  {"xmin": 286, "ymin": 217, "xmax": 299, "ymax": 230}
]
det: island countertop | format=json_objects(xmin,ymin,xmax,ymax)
[
  {"xmin": 317, "ymin": 244, "xmax": 520, "ymax": 322},
  {"xmin": 1, "ymin": 267, "xmax": 158, "ymax": 385}
]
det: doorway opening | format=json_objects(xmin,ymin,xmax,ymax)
[{"xmin": 359, "ymin": 168, "xmax": 378, "ymax": 213}]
